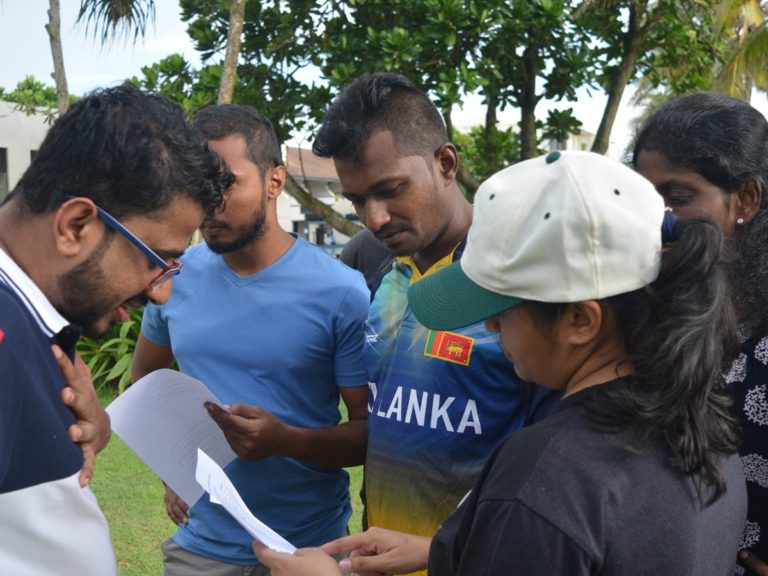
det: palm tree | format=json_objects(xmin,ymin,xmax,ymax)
[
  {"xmin": 714, "ymin": 0, "xmax": 768, "ymax": 100},
  {"xmin": 46, "ymin": 0, "xmax": 70, "ymax": 113},
  {"xmin": 76, "ymin": 0, "xmax": 156, "ymax": 44},
  {"xmin": 45, "ymin": 0, "xmax": 157, "ymax": 114}
]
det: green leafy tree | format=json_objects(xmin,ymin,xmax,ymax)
[
  {"xmin": 1, "ymin": 76, "xmax": 60, "ymax": 108},
  {"xmin": 0, "ymin": 76, "xmax": 66, "ymax": 123},
  {"xmin": 453, "ymin": 125, "xmax": 520, "ymax": 188},
  {"xmin": 575, "ymin": 0, "xmax": 726, "ymax": 153},
  {"xmin": 149, "ymin": 0, "xmax": 363, "ymax": 237},
  {"xmin": 141, "ymin": 0, "xmax": 732, "ymax": 212}
]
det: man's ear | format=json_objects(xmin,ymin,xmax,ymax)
[
  {"xmin": 562, "ymin": 301, "xmax": 603, "ymax": 347},
  {"xmin": 52, "ymin": 198, "xmax": 101, "ymax": 257},
  {"xmin": 435, "ymin": 143, "xmax": 459, "ymax": 183},
  {"xmin": 735, "ymin": 179, "xmax": 762, "ymax": 224},
  {"xmin": 266, "ymin": 165, "xmax": 287, "ymax": 200}
]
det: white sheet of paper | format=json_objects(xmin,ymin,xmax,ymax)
[
  {"xmin": 106, "ymin": 368, "xmax": 237, "ymax": 506},
  {"xmin": 195, "ymin": 448, "xmax": 297, "ymax": 554}
]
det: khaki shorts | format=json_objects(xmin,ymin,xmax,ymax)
[{"xmin": 161, "ymin": 539, "xmax": 271, "ymax": 576}]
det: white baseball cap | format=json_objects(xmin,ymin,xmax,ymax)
[{"xmin": 408, "ymin": 150, "xmax": 665, "ymax": 330}]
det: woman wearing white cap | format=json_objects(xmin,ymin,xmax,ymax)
[{"xmin": 253, "ymin": 150, "xmax": 746, "ymax": 575}]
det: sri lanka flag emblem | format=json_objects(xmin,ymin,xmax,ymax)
[{"xmin": 424, "ymin": 330, "xmax": 474, "ymax": 366}]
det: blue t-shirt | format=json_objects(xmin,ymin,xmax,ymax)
[
  {"xmin": 141, "ymin": 237, "xmax": 369, "ymax": 565},
  {"xmin": 364, "ymin": 247, "xmax": 559, "ymax": 567}
]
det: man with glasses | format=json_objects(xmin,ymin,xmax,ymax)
[
  {"xmin": 131, "ymin": 104, "xmax": 369, "ymax": 576},
  {"xmin": 60, "ymin": 193, "xmax": 185, "ymax": 290},
  {"xmin": 0, "ymin": 84, "xmax": 229, "ymax": 575}
]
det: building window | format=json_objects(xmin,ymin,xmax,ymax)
[{"xmin": 0, "ymin": 148, "xmax": 8, "ymax": 201}]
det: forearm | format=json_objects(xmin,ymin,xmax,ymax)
[
  {"xmin": 131, "ymin": 333, "xmax": 175, "ymax": 382},
  {"xmin": 279, "ymin": 419, "xmax": 367, "ymax": 468}
]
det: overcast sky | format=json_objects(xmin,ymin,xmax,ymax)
[{"xmin": 0, "ymin": 0, "xmax": 199, "ymax": 95}]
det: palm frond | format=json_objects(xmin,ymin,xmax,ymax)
[
  {"xmin": 76, "ymin": 0, "xmax": 156, "ymax": 45},
  {"xmin": 716, "ymin": 20, "xmax": 768, "ymax": 97}
]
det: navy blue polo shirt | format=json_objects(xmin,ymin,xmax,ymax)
[{"xmin": 0, "ymin": 248, "xmax": 116, "ymax": 574}]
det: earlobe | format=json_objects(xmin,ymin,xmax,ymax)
[{"xmin": 736, "ymin": 179, "xmax": 762, "ymax": 224}]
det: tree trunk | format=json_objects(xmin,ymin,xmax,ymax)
[
  {"xmin": 283, "ymin": 176, "xmax": 363, "ymax": 237},
  {"xmin": 591, "ymin": 5, "xmax": 645, "ymax": 155},
  {"xmin": 218, "ymin": 0, "xmax": 248, "ymax": 104},
  {"xmin": 519, "ymin": 46, "xmax": 539, "ymax": 160},
  {"xmin": 46, "ymin": 0, "xmax": 69, "ymax": 114}
]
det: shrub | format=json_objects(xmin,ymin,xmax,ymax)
[{"xmin": 77, "ymin": 307, "xmax": 143, "ymax": 393}]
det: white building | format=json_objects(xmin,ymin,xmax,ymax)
[
  {"xmin": 546, "ymin": 128, "xmax": 594, "ymax": 153},
  {"xmin": 283, "ymin": 146, "xmax": 357, "ymax": 253},
  {"xmin": 0, "ymin": 101, "xmax": 50, "ymax": 199}
]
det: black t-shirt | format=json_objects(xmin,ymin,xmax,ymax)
[
  {"xmin": 429, "ymin": 381, "xmax": 746, "ymax": 575},
  {"xmin": 339, "ymin": 228, "xmax": 392, "ymax": 291}
]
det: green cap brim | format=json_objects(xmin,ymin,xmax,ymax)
[{"xmin": 408, "ymin": 260, "xmax": 523, "ymax": 330}]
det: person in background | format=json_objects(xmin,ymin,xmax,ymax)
[
  {"xmin": 131, "ymin": 104, "xmax": 369, "ymax": 576},
  {"xmin": 633, "ymin": 91, "xmax": 768, "ymax": 576},
  {"xmin": 311, "ymin": 72, "xmax": 559, "ymax": 576},
  {"xmin": 253, "ymin": 150, "xmax": 746, "ymax": 576},
  {"xmin": 0, "ymin": 84, "xmax": 228, "ymax": 576},
  {"xmin": 339, "ymin": 227, "xmax": 393, "ymax": 290}
]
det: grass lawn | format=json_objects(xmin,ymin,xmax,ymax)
[{"xmin": 91, "ymin": 390, "xmax": 364, "ymax": 575}]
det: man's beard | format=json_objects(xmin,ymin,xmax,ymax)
[
  {"xmin": 57, "ymin": 233, "xmax": 122, "ymax": 339},
  {"xmin": 205, "ymin": 195, "xmax": 268, "ymax": 255}
]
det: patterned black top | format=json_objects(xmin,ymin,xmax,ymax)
[{"xmin": 728, "ymin": 330, "xmax": 768, "ymax": 574}]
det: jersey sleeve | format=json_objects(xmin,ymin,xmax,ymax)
[
  {"xmin": 139, "ymin": 302, "xmax": 171, "ymax": 347},
  {"xmin": 332, "ymin": 274, "xmax": 370, "ymax": 388}
]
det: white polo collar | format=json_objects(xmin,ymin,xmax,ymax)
[{"xmin": 0, "ymin": 247, "xmax": 69, "ymax": 338}]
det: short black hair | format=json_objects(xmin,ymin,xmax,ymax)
[
  {"xmin": 12, "ymin": 83, "xmax": 229, "ymax": 219},
  {"xmin": 312, "ymin": 73, "xmax": 447, "ymax": 161},
  {"xmin": 193, "ymin": 104, "xmax": 282, "ymax": 175}
]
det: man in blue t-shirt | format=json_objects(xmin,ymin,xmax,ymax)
[
  {"xmin": 132, "ymin": 104, "xmax": 369, "ymax": 575},
  {"xmin": 0, "ymin": 85, "xmax": 228, "ymax": 576},
  {"xmin": 312, "ymin": 73, "xmax": 559, "ymax": 575}
]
